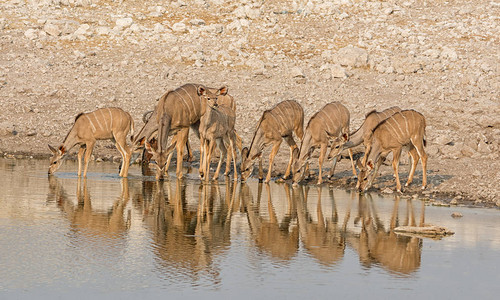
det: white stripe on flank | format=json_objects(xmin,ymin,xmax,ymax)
[
  {"xmin": 93, "ymin": 111, "xmax": 104, "ymax": 131},
  {"xmin": 100, "ymin": 109, "xmax": 109, "ymax": 131},
  {"xmin": 275, "ymin": 103, "xmax": 288, "ymax": 129},
  {"xmin": 383, "ymin": 116, "xmax": 402, "ymax": 142},
  {"xmin": 400, "ymin": 112, "xmax": 411, "ymax": 137},
  {"xmin": 108, "ymin": 108, "xmax": 113, "ymax": 131},
  {"xmin": 180, "ymin": 85, "xmax": 197, "ymax": 119},
  {"xmin": 85, "ymin": 114, "xmax": 97, "ymax": 133},
  {"xmin": 173, "ymin": 88, "xmax": 193, "ymax": 119}
]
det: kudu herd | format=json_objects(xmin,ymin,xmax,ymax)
[{"xmin": 48, "ymin": 83, "xmax": 428, "ymax": 193}]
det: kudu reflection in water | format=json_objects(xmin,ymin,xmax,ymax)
[
  {"xmin": 47, "ymin": 176, "xmax": 131, "ymax": 239},
  {"xmin": 240, "ymin": 182, "xmax": 299, "ymax": 260},
  {"xmin": 347, "ymin": 193, "xmax": 423, "ymax": 275},
  {"xmin": 294, "ymin": 185, "xmax": 346, "ymax": 266},
  {"xmin": 142, "ymin": 178, "xmax": 236, "ymax": 283}
]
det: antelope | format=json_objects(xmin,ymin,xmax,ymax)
[
  {"xmin": 292, "ymin": 102, "xmax": 355, "ymax": 185},
  {"xmin": 198, "ymin": 99, "xmax": 239, "ymax": 181},
  {"xmin": 139, "ymin": 83, "xmax": 228, "ymax": 179},
  {"xmin": 48, "ymin": 107, "xmax": 134, "ymax": 177},
  {"xmin": 337, "ymin": 106, "xmax": 402, "ymax": 166},
  {"xmin": 240, "ymin": 100, "xmax": 304, "ymax": 183},
  {"xmin": 356, "ymin": 109, "xmax": 428, "ymax": 193}
]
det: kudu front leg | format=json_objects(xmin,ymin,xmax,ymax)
[
  {"xmin": 317, "ymin": 144, "xmax": 328, "ymax": 185},
  {"xmin": 82, "ymin": 141, "xmax": 95, "ymax": 178},
  {"xmin": 266, "ymin": 142, "xmax": 282, "ymax": 183},
  {"xmin": 392, "ymin": 149, "xmax": 403, "ymax": 193},
  {"xmin": 77, "ymin": 146, "xmax": 85, "ymax": 177},
  {"xmin": 283, "ymin": 135, "xmax": 297, "ymax": 180}
]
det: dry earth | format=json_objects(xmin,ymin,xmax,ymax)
[{"xmin": 0, "ymin": 0, "xmax": 498, "ymax": 207}]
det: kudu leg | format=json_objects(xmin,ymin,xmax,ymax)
[
  {"xmin": 205, "ymin": 139, "xmax": 216, "ymax": 181},
  {"xmin": 199, "ymin": 136, "xmax": 206, "ymax": 178},
  {"xmin": 77, "ymin": 146, "xmax": 85, "ymax": 177},
  {"xmin": 213, "ymin": 139, "xmax": 227, "ymax": 181},
  {"xmin": 229, "ymin": 139, "xmax": 238, "ymax": 181},
  {"xmin": 283, "ymin": 135, "xmax": 297, "ymax": 180},
  {"xmin": 175, "ymin": 128, "xmax": 190, "ymax": 179},
  {"xmin": 115, "ymin": 133, "xmax": 131, "ymax": 178},
  {"xmin": 266, "ymin": 141, "xmax": 282, "ymax": 183},
  {"xmin": 414, "ymin": 139, "xmax": 428, "ymax": 189},
  {"xmin": 82, "ymin": 141, "xmax": 95, "ymax": 177},
  {"xmin": 317, "ymin": 144, "xmax": 328, "ymax": 185},
  {"xmin": 406, "ymin": 147, "xmax": 419, "ymax": 187},
  {"xmin": 392, "ymin": 149, "xmax": 403, "ymax": 192},
  {"xmin": 348, "ymin": 149, "xmax": 357, "ymax": 177}
]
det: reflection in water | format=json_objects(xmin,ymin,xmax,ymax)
[
  {"xmin": 295, "ymin": 186, "xmax": 346, "ymax": 266},
  {"xmin": 347, "ymin": 194, "xmax": 423, "ymax": 275},
  {"xmin": 47, "ymin": 176, "xmax": 131, "ymax": 239},
  {"xmin": 141, "ymin": 178, "xmax": 236, "ymax": 285},
  {"xmin": 241, "ymin": 183, "xmax": 299, "ymax": 260}
]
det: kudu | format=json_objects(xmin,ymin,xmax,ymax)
[
  {"xmin": 241, "ymin": 100, "xmax": 304, "ymax": 183},
  {"xmin": 198, "ymin": 98, "xmax": 239, "ymax": 181},
  {"xmin": 356, "ymin": 109, "xmax": 428, "ymax": 192},
  {"xmin": 139, "ymin": 83, "xmax": 228, "ymax": 179},
  {"xmin": 292, "ymin": 102, "xmax": 355, "ymax": 185},
  {"xmin": 340, "ymin": 106, "xmax": 402, "ymax": 163},
  {"xmin": 48, "ymin": 107, "xmax": 134, "ymax": 177}
]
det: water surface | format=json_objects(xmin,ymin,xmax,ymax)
[{"xmin": 0, "ymin": 158, "xmax": 499, "ymax": 299}]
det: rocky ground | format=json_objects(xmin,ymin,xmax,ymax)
[{"xmin": 0, "ymin": 0, "xmax": 498, "ymax": 207}]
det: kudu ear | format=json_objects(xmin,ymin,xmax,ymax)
[
  {"xmin": 197, "ymin": 86, "xmax": 207, "ymax": 96},
  {"xmin": 367, "ymin": 160, "xmax": 374, "ymax": 170},
  {"xmin": 217, "ymin": 86, "xmax": 228, "ymax": 96},
  {"xmin": 58, "ymin": 145, "xmax": 66, "ymax": 154},
  {"xmin": 48, "ymin": 144, "xmax": 57, "ymax": 154},
  {"xmin": 342, "ymin": 133, "xmax": 348, "ymax": 141},
  {"xmin": 137, "ymin": 136, "xmax": 146, "ymax": 146},
  {"xmin": 356, "ymin": 158, "xmax": 364, "ymax": 170},
  {"xmin": 145, "ymin": 141, "xmax": 154, "ymax": 155},
  {"xmin": 241, "ymin": 147, "xmax": 249, "ymax": 159}
]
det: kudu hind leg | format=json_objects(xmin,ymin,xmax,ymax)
[
  {"xmin": 175, "ymin": 128, "xmax": 190, "ymax": 179},
  {"xmin": 412, "ymin": 137, "xmax": 428, "ymax": 189},
  {"xmin": 283, "ymin": 135, "xmax": 297, "ymax": 180},
  {"xmin": 317, "ymin": 144, "xmax": 328, "ymax": 184},
  {"xmin": 405, "ymin": 147, "xmax": 419, "ymax": 187},
  {"xmin": 114, "ymin": 133, "xmax": 131, "ymax": 177}
]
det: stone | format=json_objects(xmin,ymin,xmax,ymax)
[
  {"xmin": 43, "ymin": 23, "xmax": 61, "ymax": 36},
  {"xmin": 24, "ymin": 29, "xmax": 38, "ymax": 40},
  {"xmin": 172, "ymin": 22, "xmax": 187, "ymax": 33},
  {"xmin": 441, "ymin": 47, "xmax": 458, "ymax": 61},
  {"xmin": 451, "ymin": 212, "xmax": 463, "ymax": 218},
  {"xmin": 335, "ymin": 45, "xmax": 369, "ymax": 68},
  {"xmin": 116, "ymin": 17, "xmax": 134, "ymax": 29},
  {"xmin": 74, "ymin": 24, "xmax": 90, "ymax": 36},
  {"xmin": 290, "ymin": 66, "xmax": 305, "ymax": 78}
]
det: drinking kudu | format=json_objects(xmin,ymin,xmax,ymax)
[
  {"xmin": 240, "ymin": 100, "xmax": 304, "ymax": 183},
  {"xmin": 48, "ymin": 107, "xmax": 134, "ymax": 177},
  {"xmin": 356, "ymin": 109, "xmax": 428, "ymax": 193}
]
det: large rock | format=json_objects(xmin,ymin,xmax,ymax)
[
  {"xmin": 335, "ymin": 45, "xmax": 369, "ymax": 68},
  {"xmin": 43, "ymin": 23, "xmax": 61, "ymax": 36},
  {"xmin": 116, "ymin": 17, "xmax": 134, "ymax": 29}
]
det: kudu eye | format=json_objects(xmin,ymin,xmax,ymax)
[{"xmin": 53, "ymin": 161, "xmax": 57, "ymax": 165}]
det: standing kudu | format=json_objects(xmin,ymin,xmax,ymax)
[
  {"xmin": 48, "ymin": 107, "xmax": 134, "ymax": 177},
  {"xmin": 140, "ymin": 83, "xmax": 228, "ymax": 179},
  {"xmin": 241, "ymin": 100, "xmax": 304, "ymax": 183},
  {"xmin": 199, "ymin": 99, "xmax": 239, "ymax": 181},
  {"xmin": 356, "ymin": 110, "xmax": 428, "ymax": 192},
  {"xmin": 292, "ymin": 102, "xmax": 355, "ymax": 185}
]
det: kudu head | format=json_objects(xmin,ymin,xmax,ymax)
[
  {"xmin": 240, "ymin": 147, "xmax": 254, "ymax": 182},
  {"xmin": 356, "ymin": 158, "xmax": 375, "ymax": 192},
  {"xmin": 292, "ymin": 147, "xmax": 306, "ymax": 184},
  {"xmin": 198, "ymin": 85, "xmax": 228, "ymax": 110},
  {"xmin": 145, "ymin": 141, "xmax": 167, "ymax": 180},
  {"xmin": 327, "ymin": 132, "xmax": 349, "ymax": 160},
  {"xmin": 48, "ymin": 144, "xmax": 67, "ymax": 175}
]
